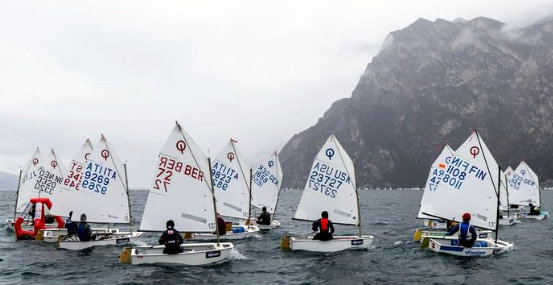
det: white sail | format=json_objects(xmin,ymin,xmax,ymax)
[
  {"xmin": 15, "ymin": 147, "xmax": 46, "ymax": 213},
  {"xmin": 508, "ymin": 162, "xmax": 540, "ymax": 206},
  {"xmin": 49, "ymin": 140, "xmax": 93, "ymax": 217},
  {"xmin": 140, "ymin": 123, "xmax": 217, "ymax": 232},
  {"xmin": 54, "ymin": 135, "xmax": 130, "ymax": 224},
  {"xmin": 251, "ymin": 151, "xmax": 282, "ymax": 214},
  {"xmin": 422, "ymin": 131, "xmax": 499, "ymax": 230},
  {"xmin": 211, "ymin": 140, "xmax": 250, "ymax": 220},
  {"xmin": 294, "ymin": 134, "xmax": 358, "ymax": 225},
  {"xmin": 417, "ymin": 145, "xmax": 455, "ymax": 219},
  {"xmin": 499, "ymin": 171, "xmax": 509, "ymax": 211}
]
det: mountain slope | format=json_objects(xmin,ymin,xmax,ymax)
[{"xmin": 280, "ymin": 16, "xmax": 553, "ymax": 188}]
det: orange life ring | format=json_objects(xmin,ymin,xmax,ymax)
[{"xmin": 15, "ymin": 197, "xmax": 64, "ymax": 240}]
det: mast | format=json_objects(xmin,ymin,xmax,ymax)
[
  {"xmin": 124, "ymin": 163, "xmax": 133, "ymax": 233},
  {"xmin": 505, "ymin": 173, "xmax": 510, "ymax": 217},
  {"xmin": 272, "ymin": 151, "xmax": 281, "ymax": 221},
  {"xmin": 13, "ymin": 169, "xmax": 23, "ymax": 221},
  {"xmin": 208, "ymin": 158, "xmax": 221, "ymax": 246},
  {"xmin": 474, "ymin": 130, "xmax": 499, "ymax": 237},
  {"xmin": 495, "ymin": 165, "xmax": 501, "ymax": 243},
  {"xmin": 230, "ymin": 140, "xmax": 250, "ymax": 222},
  {"xmin": 355, "ymin": 182, "xmax": 362, "ymax": 237},
  {"xmin": 248, "ymin": 168, "xmax": 253, "ymax": 225}
]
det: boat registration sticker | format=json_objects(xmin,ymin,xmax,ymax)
[
  {"xmin": 351, "ymin": 239, "xmax": 363, "ymax": 245},
  {"xmin": 116, "ymin": 238, "xmax": 130, "ymax": 244},
  {"xmin": 206, "ymin": 251, "xmax": 221, "ymax": 258}
]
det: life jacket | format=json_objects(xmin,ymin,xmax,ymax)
[
  {"xmin": 459, "ymin": 222, "xmax": 470, "ymax": 241},
  {"xmin": 164, "ymin": 229, "xmax": 179, "ymax": 245},
  {"xmin": 320, "ymin": 218, "xmax": 329, "ymax": 233}
]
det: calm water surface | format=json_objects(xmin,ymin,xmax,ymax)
[{"xmin": 1, "ymin": 189, "xmax": 552, "ymax": 284}]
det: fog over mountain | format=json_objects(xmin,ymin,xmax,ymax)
[{"xmin": 280, "ymin": 15, "xmax": 553, "ymax": 188}]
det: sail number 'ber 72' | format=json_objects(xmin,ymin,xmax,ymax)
[
  {"xmin": 307, "ymin": 162, "xmax": 350, "ymax": 198},
  {"xmin": 154, "ymin": 155, "xmax": 204, "ymax": 192}
]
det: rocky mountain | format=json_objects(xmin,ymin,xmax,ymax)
[{"xmin": 280, "ymin": 15, "xmax": 553, "ymax": 188}]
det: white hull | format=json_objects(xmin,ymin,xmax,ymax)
[
  {"xmin": 189, "ymin": 225, "xmax": 259, "ymax": 241},
  {"xmin": 42, "ymin": 228, "xmax": 124, "ymax": 243},
  {"xmin": 250, "ymin": 219, "xmax": 281, "ymax": 230},
  {"xmin": 129, "ymin": 242, "xmax": 234, "ymax": 265},
  {"xmin": 58, "ymin": 232, "xmax": 143, "ymax": 250},
  {"xmin": 290, "ymin": 235, "xmax": 373, "ymax": 252},
  {"xmin": 498, "ymin": 216, "xmax": 520, "ymax": 226},
  {"xmin": 428, "ymin": 238, "xmax": 513, "ymax": 257},
  {"xmin": 423, "ymin": 219, "xmax": 448, "ymax": 229},
  {"xmin": 414, "ymin": 229, "xmax": 494, "ymax": 242},
  {"xmin": 521, "ymin": 211, "xmax": 549, "ymax": 220}
]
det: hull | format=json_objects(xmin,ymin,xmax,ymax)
[
  {"xmin": 189, "ymin": 225, "xmax": 259, "ymax": 241},
  {"xmin": 42, "ymin": 228, "xmax": 123, "ymax": 243},
  {"xmin": 129, "ymin": 242, "xmax": 234, "ymax": 266},
  {"xmin": 428, "ymin": 238, "xmax": 513, "ymax": 257},
  {"xmin": 58, "ymin": 232, "xmax": 143, "ymax": 250},
  {"xmin": 521, "ymin": 211, "xmax": 549, "ymax": 220},
  {"xmin": 423, "ymin": 219, "xmax": 448, "ymax": 229},
  {"xmin": 290, "ymin": 235, "xmax": 373, "ymax": 252},
  {"xmin": 498, "ymin": 216, "xmax": 520, "ymax": 226},
  {"xmin": 250, "ymin": 219, "xmax": 281, "ymax": 230},
  {"xmin": 414, "ymin": 229, "xmax": 493, "ymax": 242}
]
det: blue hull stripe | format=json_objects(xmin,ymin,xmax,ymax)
[{"xmin": 440, "ymin": 245, "xmax": 464, "ymax": 252}]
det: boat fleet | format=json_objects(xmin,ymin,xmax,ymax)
[{"xmin": 5, "ymin": 125, "xmax": 548, "ymax": 264}]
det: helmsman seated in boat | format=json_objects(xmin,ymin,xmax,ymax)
[
  {"xmin": 77, "ymin": 214, "xmax": 95, "ymax": 241},
  {"xmin": 158, "ymin": 220, "xmax": 184, "ymax": 254},
  {"xmin": 312, "ymin": 211, "xmax": 334, "ymax": 241},
  {"xmin": 528, "ymin": 203, "xmax": 541, "ymax": 215},
  {"xmin": 65, "ymin": 211, "xmax": 78, "ymax": 236},
  {"xmin": 446, "ymin": 213, "xmax": 477, "ymax": 248},
  {"xmin": 257, "ymin": 207, "xmax": 271, "ymax": 225},
  {"xmin": 216, "ymin": 213, "xmax": 226, "ymax": 235}
]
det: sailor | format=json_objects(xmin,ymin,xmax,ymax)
[
  {"xmin": 216, "ymin": 213, "xmax": 227, "ymax": 236},
  {"xmin": 256, "ymin": 207, "xmax": 271, "ymax": 225},
  {"xmin": 312, "ymin": 211, "xmax": 335, "ymax": 241},
  {"xmin": 446, "ymin": 212, "xmax": 477, "ymax": 248},
  {"xmin": 158, "ymin": 220, "xmax": 184, "ymax": 254},
  {"xmin": 528, "ymin": 203, "xmax": 541, "ymax": 215},
  {"xmin": 77, "ymin": 213, "xmax": 94, "ymax": 241},
  {"xmin": 65, "ymin": 211, "xmax": 78, "ymax": 235}
]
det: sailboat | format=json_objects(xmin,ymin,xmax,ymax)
[
  {"xmin": 43, "ymin": 140, "xmax": 126, "ymax": 242},
  {"xmin": 497, "ymin": 170, "xmax": 520, "ymax": 225},
  {"xmin": 509, "ymin": 162, "xmax": 548, "ymax": 220},
  {"xmin": 57, "ymin": 135, "xmax": 142, "ymax": 250},
  {"xmin": 188, "ymin": 139, "xmax": 259, "ymax": 240},
  {"xmin": 421, "ymin": 131, "xmax": 513, "ymax": 257},
  {"xmin": 13, "ymin": 148, "xmax": 66, "ymax": 239},
  {"xmin": 7, "ymin": 147, "xmax": 43, "ymax": 230},
  {"xmin": 121, "ymin": 122, "xmax": 233, "ymax": 265},
  {"xmin": 285, "ymin": 134, "xmax": 373, "ymax": 252},
  {"xmin": 249, "ymin": 151, "xmax": 283, "ymax": 229}
]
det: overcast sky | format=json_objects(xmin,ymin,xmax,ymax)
[{"xmin": 1, "ymin": 0, "xmax": 552, "ymax": 188}]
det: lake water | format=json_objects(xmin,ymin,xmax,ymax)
[{"xmin": 1, "ymin": 189, "xmax": 552, "ymax": 284}]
